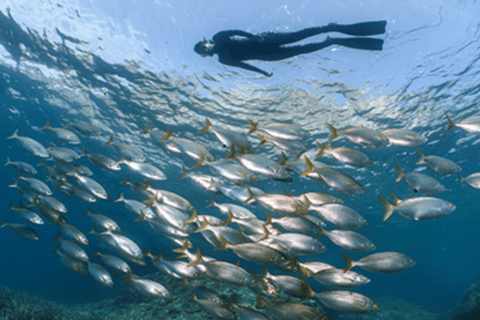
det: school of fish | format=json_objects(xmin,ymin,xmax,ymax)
[{"xmin": 4, "ymin": 112, "xmax": 479, "ymax": 319}]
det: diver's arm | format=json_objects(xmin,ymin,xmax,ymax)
[
  {"xmin": 213, "ymin": 30, "xmax": 258, "ymax": 42},
  {"xmin": 219, "ymin": 57, "xmax": 272, "ymax": 77}
]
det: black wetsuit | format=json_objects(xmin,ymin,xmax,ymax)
[{"xmin": 208, "ymin": 21, "xmax": 386, "ymax": 76}]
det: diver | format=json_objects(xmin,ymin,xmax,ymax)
[{"xmin": 194, "ymin": 21, "xmax": 387, "ymax": 77}]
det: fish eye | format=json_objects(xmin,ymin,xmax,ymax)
[
  {"xmin": 409, "ymin": 259, "xmax": 414, "ymax": 263},
  {"xmin": 370, "ymin": 243, "xmax": 375, "ymax": 247},
  {"xmin": 362, "ymin": 277, "xmax": 367, "ymax": 281},
  {"xmin": 362, "ymin": 244, "xmax": 365, "ymax": 247},
  {"xmin": 321, "ymin": 246, "xmax": 326, "ymax": 250},
  {"xmin": 441, "ymin": 185, "xmax": 444, "ymax": 188},
  {"xmin": 251, "ymin": 279, "xmax": 256, "ymax": 283},
  {"xmin": 373, "ymin": 304, "xmax": 378, "ymax": 308},
  {"xmin": 448, "ymin": 204, "xmax": 453, "ymax": 207}
]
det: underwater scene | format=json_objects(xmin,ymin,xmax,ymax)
[{"xmin": 1, "ymin": 0, "xmax": 480, "ymax": 319}]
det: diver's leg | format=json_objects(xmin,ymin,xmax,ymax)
[
  {"xmin": 259, "ymin": 21, "xmax": 386, "ymax": 46},
  {"xmin": 259, "ymin": 37, "xmax": 384, "ymax": 61}
]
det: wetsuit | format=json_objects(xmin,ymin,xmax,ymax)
[{"xmin": 204, "ymin": 21, "xmax": 386, "ymax": 76}]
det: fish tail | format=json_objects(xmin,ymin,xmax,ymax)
[
  {"xmin": 178, "ymin": 279, "xmax": 189, "ymax": 288},
  {"xmin": 114, "ymin": 192, "xmax": 125, "ymax": 203},
  {"xmin": 139, "ymin": 121, "xmax": 151, "ymax": 135},
  {"xmin": 416, "ymin": 146, "xmax": 425, "ymax": 164},
  {"xmin": 394, "ymin": 162, "xmax": 403, "ymax": 182},
  {"xmin": 222, "ymin": 209, "xmax": 234, "ymax": 226},
  {"xmin": 64, "ymin": 118, "xmax": 73, "ymax": 129},
  {"xmin": 40, "ymin": 119, "xmax": 51, "ymax": 131},
  {"xmin": 342, "ymin": 252, "xmax": 354, "ymax": 273},
  {"xmin": 6, "ymin": 129, "xmax": 18, "ymax": 140},
  {"xmin": 36, "ymin": 159, "xmax": 46, "ymax": 167},
  {"xmin": 194, "ymin": 219, "xmax": 210, "ymax": 233},
  {"xmin": 51, "ymin": 231, "xmax": 62, "ymax": 242},
  {"xmin": 301, "ymin": 156, "xmax": 315, "ymax": 177},
  {"xmin": 51, "ymin": 245, "xmax": 61, "ymax": 255},
  {"xmin": 458, "ymin": 173, "xmax": 465, "ymax": 185},
  {"xmin": 297, "ymin": 194, "xmax": 311, "ymax": 214},
  {"xmin": 178, "ymin": 166, "xmax": 189, "ymax": 181},
  {"xmin": 278, "ymin": 152, "xmax": 289, "ymax": 166},
  {"xmin": 191, "ymin": 151, "xmax": 206, "ymax": 169},
  {"xmin": 389, "ymin": 192, "xmax": 402, "ymax": 205},
  {"xmin": 256, "ymin": 295, "xmax": 266, "ymax": 309},
  {"xmin": 263, "ymin": 211, "xmax": 273, "ymax": 226},
  {"xmin": 444, "ymin": 111, "xmax": 454, "ymax": 132},
  {"xmin": 378, "ymin": 194, "xmax": 394, "ymax": 221},
  {"xmin": 158, "ymin": 126, "xmax": 173, "ymax": 141},
  {"xmin": 7, "ymin": 180, "xmax": 18, "ymax": 188},
  {"xmin": 134, "ymin": 208, "xmax": 149, "ymax": 222},
  {"xmin": 5, "ymin": 202, "xmax": 14, "ymax": 212},
  {"xmin": 243, "ymin": 187, "xmax": 256, "ymax": 204},
  {"xmin": 186, "ymin": 248, "xmax": 204, "ymax": 267},
  {"xmin": 197, "ymin": 118, "xmax": 212, "ymax": 134},
  {"xmin": 90, "ymin": 247, "xmax": 101, "ymax": 257},
  {"xmin": 152, "ymin": 249, "xmax": 163, "ymax": 263},
  {"xmin": 298, "ymin": 264, "xmax": 311, "ymax": 279},
  {"xmin": 119, "ymin": 174, "xmax": 130, "ymax": 185},
  {"xmin": 256, "ymin": 133, "xmax": 267, "ymax": 147},
  {"xmin": 80, "ymin": 146, "xmax": 88, "ymax": 158},
  {"xmin": 4, "ymin": 157, "xmax": 10, "ymax": 167},
  {"xmin": 172, "ymin": 239, "xmax": 191, "ymax": 254},
  {"xmin": 325, "ymin": 123, "xmax": 339, "ymax": 142},
  {"xmin": 213, "ymin": 234, "xmax": 229, "ymax": 251},
  {"xmin": 102, "ymin": 134, "xmax": 114, "ymax": 147},
  {"xmin": 224, "ymin": 143, "xmax": 236, "ymax": 160},
  {"xmin": 206, "ymin": 196, "xmax": 216, "ymax": 208},
  {"xmin": 182, "ymin": 209, "xmax": 198, "ymax": 225},
  {"xmin": 315, "ymin": 141, "xmax": 325, "ymax": 159},
  {"xmin": 246, "ymin": 119, "xmax": 258, "ymax": 135},
  {"xmin": 82, "ymin": 206, "xmax": 92, "ymax": 216}
]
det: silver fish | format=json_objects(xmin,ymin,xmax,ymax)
[
  {"xmin": 7, "ymin": 129, "xmax": 49, "ymax": 158},
  {"xmin": 193, "ymin": 154, "xmax": 258, "ymax": 184},
  {"xmin": 217, "ymin": 183, "xmax": 264, "ymax": 205},
  {"xmin": 65, "ymin": 118, "xmax": 101, "ymax": 136},
  {"xmin": 88, "ymin": 262, "xmax": 114, "ymax": 288},
  {"xmin": 83, "ymin": 207, "xmax": 120, "ymax": 231},
  {"xmin": 125, "ymin": 273, "xmax": 171, "ymax": 299},
  {"xmin": 326, "ymin": 123, "xmax": 389, "ymax": 148},
  {"xmin": 101, "ymin": 230, "xmax": 145, "ymax": 266},
  {"xmin": 417, "ymin": 147, "xmax": 461, "ymax": 175},
  {"xmin": 115, "ymin": 192, "xmax": 155, "ymax": 220},
  {"xmin": 4, "ymin": 157, "xmax": 37, "ymax": 175},
  {"xmin": 34, "ymin": 195, "xmax": 67, "ymax": 213},
  {"xmin": 343, "ymin": 251, "xmax": 416, "ymax": 274},
  {"xmin": 9, "ymin": 176, "xmax": 52, "ymax": 196},
  {"xmin": 459, "ymin": 172, "xmax": 480, "ymax": 189},
  {"xmin": 117, "ymin": 157, "xmax": 166, "ymax": 181},
  {"xmin": 1, "ymin": 218, "xmax": 39, "ymax": 241},
  {"xmin": 5, "ymin": 201, "xmax": 44, "ymax": 225},
  {"xmin": 395, "ymin": 162, "xmax": 445, "ymax": 194},
  {"xmin": 256, "ymin": 133, "xmax": 306, "ymax": 154},
  {"xmin": 381, "ymin": 128, "xmax": 426, "ymax": 147},
  {"xmin": 308, "ymin": 267, "xmax": 370, "ymax": 288},
  {"xmin": 235, "ymin": 153, "xmax": 292, "ymax": 182},
  {"xmin": 318, "ymin": 226, "xmax": 376, "ymax": 252},
  {"xmin": 90, "ymin": 247, "xmax": 131, "ymax": 274},
  {"xmin": 256, "ymin": 295, "xmax": 328, "ymax": 320},
  {"xmin": 245, "ymin": 188, "xmax": 308, "ymax": 216},
  {"xmin": 190, "ymin": 292, "xmax": 235, "ymax": 319},
  {"xmin": 51, "ymin": 232, "xmax": 88, "ymax": 262},
  {"xmin": 80, "ymin": 147, "xmax": 121, "ymax": 171},
  {"xmin": 102, "ymin": 134, "xmax": 146, "ymax": 162},
  {"xmin": 264, "ymin": 211, "xmax": 318, "ymax": 235},
  {"xmin": 199, "ymin": 117, "xmax": 252, "ymax": 152},
  {"xmin": 69, "ymin": 172, "xmax": 111, "ymax": 201},
  {"xmin": 247, "ymin": 119, "xmax": 311, "ymax": 141},
  {"xmin": 267, "ymin": 232, "xmax": 327, "ymax": 257},
  {"xmin": 61, "ymin": 224, "xmax": 89, "ymax": 245},
  {"xmin": 262, "ymin": 267, "xmax": 313, "ymax": 300},
  {"xmin": 316, "ymin": 142, "xmax": 373, "ymax": 168},
  {"xmin": 159, "ymin": 126, "xmax": 214, "ymax": 162},
  {"xmin": 52, "ymin": 246, "xmax": 89, "ymax": 275},
  {"xmin": 57, "ymin": 182, "xmax": 97, "ymax": 203},
  {"xmin": 40, "ymin": 119, "xmax": 81, "ymax": 144},
  {"xmin": 378, "ymin": 193, "xmax": 456, "ymax": 221},
  {"xmin": 208, "ymin": 196, "xmax": 257, "ymax": 220},
  {"xmin": 310, "ymin": 203, "xmax": 367, "ymax": 229},
  {"xmin": 314, "ymin": 290, "xmax": 379, "ymax": 314}
]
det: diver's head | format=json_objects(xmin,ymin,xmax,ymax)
[{"xmin": 194, "ymin": 40, "xmax": 215, "ymax": 57}]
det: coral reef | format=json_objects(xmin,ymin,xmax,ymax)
[{"xmin": 451, "ymin": 281, "xmax": 480, "ymax": 320}]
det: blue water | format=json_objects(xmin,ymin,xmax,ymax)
[{"xmin": 1, "ymin": 0, "xmax": 480, "ymax": 317}]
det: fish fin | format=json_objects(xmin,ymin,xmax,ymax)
[
  {"xmin": 158, "ymin": 126, "xmax": 172, "ymax": 141},
  {"xmin": 378, "ymin": 195, "xmax": 394, "ymax": 222},
  {"xmin": 390, "ymin": 192, "xmax": 402, "ymax": 205},
  {"xmin": 223, "ymin": 293, "xmax": 238, "ymax": 309},
  {"xmin": 262, "ymin": 211, "xmax": 272, "ymax": 226},
  {"xmin": 134, "ymin": 209, "xmax": 149, "ymax": 222},
  {"xmin": 172, "ymin": 238, "xmax": 191, "ymax": 254},
  {"xmin": 0, "ymin": 217, "xmax": 7, "ymax": 228},
  {"xmin": 40, "ymin": 119, "xmax": 51, "ymax": 131},
  {"xmin": 188, "ymin": 291, "xmax": 198, "ymax": 303},
  {"xmin": 82, "ymin": 206, "xmax": 92, "ymax": 216},
  {"xmin": 198, "ymin": 118, "xmax": 212, "ymax": 134},
  {"xmin": 139, "ymin": 121, "xmax": 151, "ymax": 135},
  {"xmin": 246, "ymin": 119, "xmax": 258, "ymax": 136},
  {"xmin": 416, "ymin": 146, "xmax": 425, "ymax": 164},
  {"xmin": 301, "ymin": 155, "xmax": 315, "ymax": 177},
  {"xmin": 222, "ymin": 209, "xmax": 234, "ymax": 226},
  {"xmin": 444, "ymin": 111, "xmax": 454, "ymax": 132},
  {"xmin": 7, "ymin": 180, "xmax": 18, "ymax": 188},
  {"xmin": 225, "ymin": 143, "xmax": 236, "ymax": 161},
  {"xmin": 282, "ymin": 188, "xmax": 292, "ymax": 197},
  {"xmin": 51, "ymin": 245, "xmax": 61, "ymax": 255},
  {"xmin": 206, "ymin": 196, "xmax": 216, "ymax": 209},
  {"xmin": 186, "ymin": 248, "xmax": 204, "ymax": 267},
  {"xmin": 194, "ymin": 219, "xmax": 210, "ymax": 233},
  {"xmin": 298, "ymin": 264, "xmax": 311, "ymax": 279},
  {"xmin": 256, "ymin": 133, "xmax": 267, "ymax": 147},
  {"xmin": 178, "ymin": 166, "xmax": 189, "ymax": 180},
  {"xmin": 102, "ymin": 134, "xmax": 114, "ymax": 147},
  {"xmin": 4, "ymin": 157, "xmax": 10, "ymax": 167},
  {"xmin": 315, "ymin": 141, "xmax": 325, "ymax": 159},
  {"xmin": 191, "ymin": 151, "xmax": 205, "ymax": 169},
  {"xmin": 114, "ymin": 192, "xmax": 125, "ymax": 203},
  {"xmin": 325, "ymin": 123, "xmax": 339, "ymax": 142},
  {"xmin": 297, "ymin": 195, "xmax": 311, "ymax": 215},
  {"xmin": 178, "ymin": 279, "xmax": 189, "ymax": 288},
  {"xmin": 394, "ymin": 162, "xmax": 403, "ymax": 182},
  {"xmin": 89, "ymin": 247, "xmax": 101, "ymax": 257},
  {"xmin": 342, "ymin": 252, "xmax": 354, "ymax": 273},
  {"xmin": 152, "ymin": 249, "xmax": 163, "ymax": 263},
  {"xmin": 458, "ymin": 173, "xmax": 465, "ymax": 185},
  {"xmin": 64, "ymin": 118, "xmax": 73, "ymax": 129},
  {"xmin": 121, "ymin": 273, "xmax": 132, "ymax": 284},
  {"xmin": 278, "ymin": 152, "xmax": 289, "ymax": 166},
  {"xmin": 7, "ymin": 129, "xmax": 18, "ymax": 140}
]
